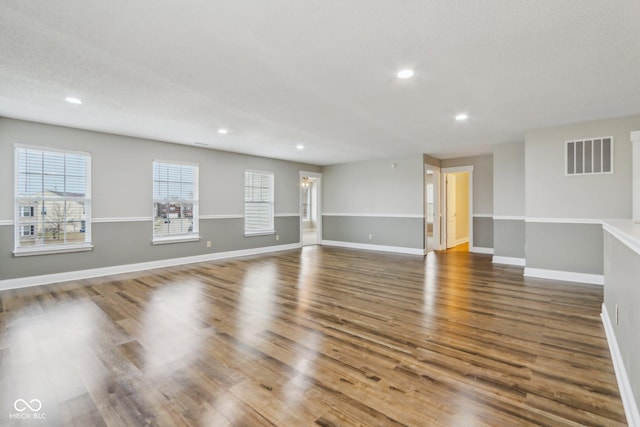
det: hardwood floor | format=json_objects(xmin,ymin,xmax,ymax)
[{"xmin": 0, "ymin": 247, "xmax": 625, "ymax": 426}]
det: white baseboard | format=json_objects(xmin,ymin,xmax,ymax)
[
  {"xmin": 524, "ymin": 267, "xmax": 604, "ymax": 285},
  {"xmin": 321, "ymin": 240, "xmax": 425, "ymax": 256},
  {"xmin": 492, "ymin": 256, "xmax": 526, "ymax": 266},
  {"xmin": 0, "ymin": 243, "xmax": 302, "ymax": 291},
  {"xmin": 601, "ymin": 304, "xmax": 640, "ymax": 427},
  {"xmin": 470, "ymin": 246, "xmax": 494, "ymax": 255}
]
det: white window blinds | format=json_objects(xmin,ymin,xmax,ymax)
[
  {"xmin": 14, "ymin": 146, "xmax": 91, "ymax": 253},
  {"xmin": 244, "ymin": 170, "xmax": 274, "ymax": 234},
  {"xmin": 153, "ymin": 161, "xmax": 199, "ymax": 240}
]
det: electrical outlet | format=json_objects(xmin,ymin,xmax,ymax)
[
  {"xmin": 276, "ymin": 234, "xmax": 279, "ymax": 241},
  {"xmin": 368, "ymin": 233, "xmax": 373, "ymax": 240},
  {"xmin": 206, "ymin": 240, "xmax": 212, "ymax": 248},
  {"xmin": 616, "ymin": 304, "xmax": 619, "ymax": 325}
]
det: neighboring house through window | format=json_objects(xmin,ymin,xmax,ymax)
[
  {"xmin": 244, "ymin": 170, "xmax": 274, "ymax": 235},
  {"xmin": 14, "ymin": 145, "xmax": 91, "ymax": 255},
  {"xmin": 152, "ymin": 161, "xmax": 199, "ymax": 243}
]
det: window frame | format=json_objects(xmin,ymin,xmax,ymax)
[
  {"xmin": 14, "ymin": 144, "xmax": 92, "ymax": 257},
  {"xmin": 152, "ymin": 160, "xmax": 200, "ymax": 244},
  {"xmin": 244, "ymin": 169, "xmax": 275, "ymax": 236}
]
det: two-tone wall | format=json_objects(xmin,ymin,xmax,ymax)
[
  {"xmin": 602, "ymin": 221, "xmax": 640, "ymax": 425},
  {"xmin": 493, "ymin": 142, "xmax": 525, "ymax": 266},
  {"xmin": 322, "ymin": 154, "xmax": 425, "ymax": 254},
  {"xmin": 441, "ymin": 154, "xmax": 494, "ymax": 253},
  {"xmin": 0, "ymin": 118, "xmax": 320, "ymax": 287},
  {"xmin": 524, "ymin": 114, "xmax": 639, "ymax": 284}
]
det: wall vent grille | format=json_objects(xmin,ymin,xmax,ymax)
[{"xmin": 566, "ymin": 137, "xmax": 613, "ymax": 175}]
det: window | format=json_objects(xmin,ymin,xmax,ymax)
[
  {"xmin": 566, "ymin": 137, "xmax": 613, "ymax": 175},
  {"xmin": 20, "ymin": 206, "xmax": 34, "ymax": 217},
  {"xmin": 152, "ymin": 161, "xmax": 199, "ymax": 242},
  {"xmin": 15, "ymin": 146, "xmax": 91, "ymax": 255},
  {"xmin": 244, "ymin": 170, "xmax": 274, "ymax": 235},
  {"xmin": 20, "ymin": 225, "xmax": 35, "ymax": 237}
]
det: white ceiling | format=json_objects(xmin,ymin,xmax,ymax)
[{"xmin": 1, "ymin": 1, "xmax": 640, "ymax": 165}]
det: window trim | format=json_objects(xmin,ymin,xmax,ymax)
[
  {"xmin": 244, "ymin": 169, "xmax": 275, "ymax": 236},
  {"xmin": 152, "ymin": 159, "xmax": 200, "ymax": 244},
  {"xmin": 13, "ymin": 144, "xmax": 92, "ymax": 256}
]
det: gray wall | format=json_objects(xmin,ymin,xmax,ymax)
[
  {"xmin": 494, "ymin": 220, "xmax": 525, "ymax": 258},
  {"xmin": 494, "ymin": 142, "xmax": 525, "ymax": 216},
  {"xmin": 493, "ymin": 142, "xmax": 525, "ymax": 259},
  {"xmin": 524, "ymin": 115, "xmax": 639, "ymax": 274},
  {"xmin": 603, "ymin": 230, "xmax": 640, "ymax": 413},
  {"xmin": 323, "ymin": 216, "xmax": 423, "ymax": 249},
  {"xmin": 525, "ymin": 115, "xmax": 638, "ymax": 219},
  {"xmin": 441, "ymin": 154, "xmax": 494, "ymax": 249},
  {"xmin": 526, "ymin": 222, "xmax": 604, "ymax": 275},
  {"xmin": 322, "ymin": 154, "xmax": 425, "ymax": 249},
  {"xmin": 0, "ymin": 118, "xmax": 320, "ymax": 280},
  {"xmin": 323, "ymin": 154, "xmax": 424, "ymax": 215}
]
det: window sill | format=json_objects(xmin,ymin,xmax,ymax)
[
  {"xmin": 152, "ymin": 235, "xmax": 201, "ymax": 245},
  {"xmin": 244, "ymin": 230, "xmax": 276, "ymax": 237},
  {"xmin": 13, "ymin": 244, "xmax": 94, "ymax": 257}
]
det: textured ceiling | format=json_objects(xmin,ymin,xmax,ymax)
[{"xmin": 1, "ymin": 1, "xmax": 640, "ymax": 165}]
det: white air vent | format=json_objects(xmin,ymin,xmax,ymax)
[{"xmin": 566, "ymin": 137, "xmax": 613, "ymax": 175}]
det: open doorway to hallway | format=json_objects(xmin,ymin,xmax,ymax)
[
  {"xmin": 425, "ymin": 166, "xmax": 441, "ymax": 253},
  {"xmin": 300, "ymin": 171, "xmax": 322, "ymax": 246},
  {"xmin": 442, "ymin": 169, "xmax": 472, "ymax": 251}
]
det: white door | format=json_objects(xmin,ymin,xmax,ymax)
[{"xmin": 446, "ymin": 174, "xmax": 457, "ymax": 248}]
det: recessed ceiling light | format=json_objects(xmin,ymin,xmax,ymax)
[
  {"xmin": 455, "ymin": 113, "xmax": 469, "ymax": 121},
  {"xmin": 397, "ymin": 69, "xmax": 414, "ymax": 79},
  {"xmin": 217, "ymin": 128, "xmax": 229, "ymax": 134},
  {"xmin": 296, "ymin": 144, "xmax": 305, "ymax": 150},
  {"xmin": 65, "ymin": 97, "xmax": 82, "ymax": 104}
]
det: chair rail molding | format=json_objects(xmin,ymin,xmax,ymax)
[{"xmin": 631, "ymin": 130, "xmax": 640, "ymax": 223}]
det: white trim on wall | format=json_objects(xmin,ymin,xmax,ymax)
[
  {"xmin": 493, "ymin": 215, "xmax": 526, "ymax": 221},
  {"xmin": 492, "ymin": 256, "xmax": 526, "ymax": 266},
  {"xmin": 321, "ymin": 240, "xmax": 425, "ymax": 256},
  {"xmin": 93, "ymin": 217, "xmax": 153, "ymax": 223},
  {"xmin": 277, "ymin": 213, "xmax": 302, "ymax": 217},
  {"xmin": 322, "ymin": 213, "xmax": 424, "ymax": 218},
  {"xmin": 525, "ymin": 217, "xmax": 603, "ymax": 224},
  {"xmin": 601, "ymin": 304, "xmax": 640, "ymax": 427},
  {"xmin": 603, "ymin": 221, "xmax": 640, "ymax": 257},
  {"xmin": 200, "ymin": 214, "xmax": 244, "ymax": 220},
  {"xmin": 469, "ymin": 246, "xmax": 493, "ymax": 255},
  {"xmin": 524, "ymin": 267, "xmax": 604, "ymax": 285},
  {"xmin": 0, "ymin": 220, "xmax": 12, "ymax": 226},
  {"xmin": 0, "ymin": 243, "xmax": 302, "ymax": 291},
  {"xmin": 472, "ymin": 213, "xmax": 493, "ymax": 218}
]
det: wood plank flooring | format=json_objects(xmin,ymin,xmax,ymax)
[{"xmin": 0, "ymin": 246, "xmax": 626, "ymax": 426}]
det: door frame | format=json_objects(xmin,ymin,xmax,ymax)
[
  {"xmin": 441, "ymin": 166, "xmax": 474, "ymax": 250},
  {"xmin": 299, "ymin": 171, "xmax": 322, "ymax": 246},
  {"xmin": 424, "ymin": 164, "xmax": 441, "ymax": 252}
]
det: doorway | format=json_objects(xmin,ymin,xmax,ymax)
[
  {"xmin": 300, "ymin": 171, "xmax": 322, "ymax": 246},
  {"xmin": 442, "ymin": 167, "xmax": 473, "ymax": 251},
  {"xmin": 425, "ymin": 165, "xmax": 440, "ymax": 252}
]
